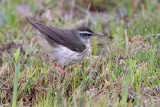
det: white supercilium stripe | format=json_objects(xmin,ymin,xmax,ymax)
[{"xmin": 78, "ymin": 31, "xmax": 92, "ymax": 34}]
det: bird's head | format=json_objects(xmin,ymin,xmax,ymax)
[{"xmin": 75, "ymin": 26, "xmax": 104, "ymax": 43}]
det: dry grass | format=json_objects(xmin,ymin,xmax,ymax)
[{"xmin": 0, "ymin": 0, "xmax": 160, "ymax": 106}]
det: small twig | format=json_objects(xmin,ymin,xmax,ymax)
[
  {"xmin": 0, "ymin": 42, "xmax": 29, "ymax": 57},
  {"xmin": 125, "ymin": 29, "xmax": 129, "ymax": 53},
  {"xmin": 12, "ymin": 42, "xmax": 26, "ymax": 54},
  {"xmin": 0, "ymin": 63, "xmax": 8, "ymax": 76}
]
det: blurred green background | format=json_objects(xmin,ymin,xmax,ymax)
[{"xmin": 0, "ymin": 0, "xmax": 160, "ymax": 107}]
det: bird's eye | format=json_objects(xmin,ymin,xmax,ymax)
[
  {"xmin": 82, "ymin": 33, "xmax": 92, "ymax": 36},
  {"xmin": 87, "ymin": 34, "xmax": 92, "ymax": 36}
]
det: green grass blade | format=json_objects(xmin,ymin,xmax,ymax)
[
  {"xmin": 18, "ymin": 70, "xmax": 36, "ymax": 98},
  {"xmin": 26, "ymin": 74, "xmax": 45, "ymax": 90},
  {"xmin": 12, "ymin": 64, "xmax": 20, "ymax": 107}
]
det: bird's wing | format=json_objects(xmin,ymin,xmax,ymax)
[{"xmin": 26, "ymin": 17, "xmax": 85, "ymax": 52}]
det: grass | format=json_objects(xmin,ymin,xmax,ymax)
[{"xmin": 0, "ymin": 0, "xmax": 160, "ymax": 106}]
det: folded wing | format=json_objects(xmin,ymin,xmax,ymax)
[{"xmin": 26, "ymin": 17, "xmax": 85, "ymax": 52}]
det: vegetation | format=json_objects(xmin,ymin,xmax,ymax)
[{"xmin": 0, "ymin": 0, "xmax": 159, "ymax": 106}]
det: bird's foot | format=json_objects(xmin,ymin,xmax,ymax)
[{"xmin": 54, "ymin": 63, "xmax": 69, "ymax": 76}]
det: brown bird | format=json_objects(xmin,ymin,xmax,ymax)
[{"xmin": 26, "ymin": 17, "xmax": 104, "ymax": 74}]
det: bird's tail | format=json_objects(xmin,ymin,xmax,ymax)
[{"xmin": 25, "ymin": 17, "xmax": 39, "ymax": 29}]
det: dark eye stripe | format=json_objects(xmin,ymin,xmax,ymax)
[
  {"xmin": 80, "ymin": 33, "xmax": 92, "ymax": 36},
  {"xmin": 79, "ymin": 32, "xmax": 92, "ymax": 36}
]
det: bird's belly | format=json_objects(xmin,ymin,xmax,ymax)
[
  {"xmin": 48, "ymin": 45, "xmax": 91, "ymax": 66},
  {"xmin": 36, "ymin": 32, "xmax": 91, "ymax": 66}
]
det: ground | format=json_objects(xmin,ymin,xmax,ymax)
[{"xmin": 0, "ymin": 0, "xmax": 160, "ymax": 106}]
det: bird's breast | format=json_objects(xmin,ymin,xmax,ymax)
[{"xmin": 48, "ymin": 42, "xmax": 91, "ymax": 66}]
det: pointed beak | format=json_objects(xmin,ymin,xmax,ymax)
[{"xmin": 93, "ymin": 33, "xmax": 105, "ymax": 37}]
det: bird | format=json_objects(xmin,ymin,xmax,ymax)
[{"xmin": 26, "ymin": 17, "xmax": 104, "ymax": 74}]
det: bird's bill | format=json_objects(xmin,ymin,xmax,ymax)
[{"xmin": 93, "ymin": 33, "xmax": 105, "ymax": 37}]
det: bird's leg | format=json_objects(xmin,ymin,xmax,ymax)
[{"xmin": 54, "ymin": 63, "xmax": 65, "ymax": 74}]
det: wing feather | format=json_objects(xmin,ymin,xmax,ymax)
[{"xmin": 26, "ymin": 17, "xmax": 85, "ymax": 52}]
